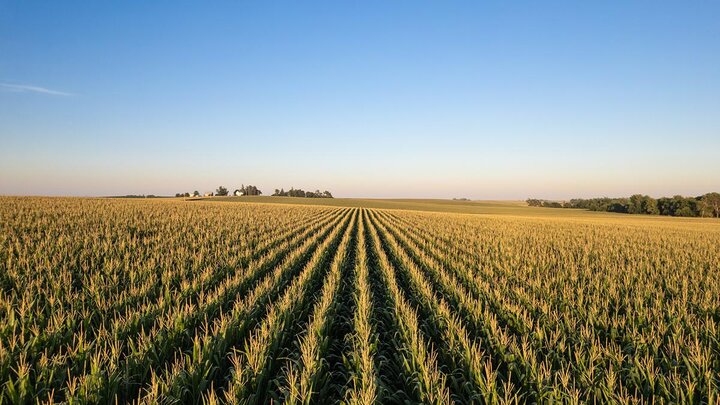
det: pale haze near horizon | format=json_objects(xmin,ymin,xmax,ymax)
[{"xmin": 1, "ymin": 2, "xmax": 718, "ymax": 200}]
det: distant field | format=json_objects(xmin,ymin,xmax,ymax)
[
  {"xmin": 201, "ymin": 195, "xmax": 532, "ymax": 214},
  {"xmin": 1, "ymin": 197, "xmax": 719, "ymax": 403},
  {"xmin": 201, "ymin": 195, "xmax": 719, "ymax": 224}
]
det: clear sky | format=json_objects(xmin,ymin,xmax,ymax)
[{"xmin": 1, "ymin": 1, "xmax": 719, "ymax": 199}]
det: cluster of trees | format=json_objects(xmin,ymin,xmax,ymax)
[
  {"xmin": 272, "ymin": 188, "xmax": 333, "ymax": 198},
  {"xmin": 175, "ymin": 191, "xmax": 200, "ymax": 198},
  {"xmin": 527, "ymin": 199, "xmax": 564, "ymax": 208},
  {"xmin": 527, "ymin": 192, "xmax": 720, "ymax": 217},
  {"xmin": 215, "ymin": 185, "xmax": 262, "ymax": 196},
  {"xmin": 119, "ymin": 194, "xmax": 165, "ymax": 198},
  {"xmin": 236, "ymin": 185, "xmax": 262, "ymax": 196}
]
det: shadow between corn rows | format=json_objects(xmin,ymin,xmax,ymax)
[
  {"xmin": 13, "ymin": 209, "xmax": 337, "ymax": 402},
  {"xmin": 378, "ymin": 209, "xmax": 715, "ymax": 402},
  {"xmin": 116, "ymin": 209, "xmax": 351, "ymax": 403},
  {"xmin": 196, "ymin": 209, "xmax": 357, "ymax": 404},
  {"xmin": 369, "ymin": 209, "xmax": 535, "ymax": 402},
  {"xmin": 363, "ymin": 210, "xmax": 426, "ymax": 404}
]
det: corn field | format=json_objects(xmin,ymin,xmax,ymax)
[{"xmin": 1, "ymin": 197, "xmax": 720, "ymax": 404}]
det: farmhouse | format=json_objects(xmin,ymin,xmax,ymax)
[
  {"xmin": 204, "ymin": 192, "xmax": 213, "ymax": 197},
  {"xmin": 234, "ymin": 189, "xmax": 244, "ymax": 196}
]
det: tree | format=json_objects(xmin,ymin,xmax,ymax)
[
  {"xmin": 288, "ymin": 187, "xmax": 303, "ymax": 197},
  {"xmin": 642, "ymin": 196, "xmax": 659, "ymax": 215},
  {"xmin": 668, "ymin": 195, "xmax": 699, "ymax": 217},
  {"xmin": 607, "ymin": 201, "xmax": 629, "ymax": 213},
  {"xmin": 657, "ymin": 197, "xmax": 673, "ymax": 216},
  {"xmin": 244, "ymin": 185, "xmax": 261, "ymax": 196},
  {"xmin": 628, "ymin": 195, "xmax": 644, "ymax": 214},
  {"xmin": 216, "ymin": 186, "xmax": 229, "ymax": 196},
  {"xmin": 238, "ymin": 185, "xmax": 262, "ymax": 196},
  {"xmin": 700, "ymin": 192, "xmax": 720, "ymax": 218},
  {"xmin": 526, "ymin": 199, "xmax": 543, "ymax": 207},
  {"xmin": 193, "ymin": 191, "xmax": 200, "ymax": 197}
]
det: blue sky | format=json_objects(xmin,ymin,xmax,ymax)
[{"xmin": 1, "ymin": 1, "xmax": 718, "ymax": 199}]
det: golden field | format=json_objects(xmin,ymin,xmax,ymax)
[{"xmin": 1, "ymin": 197, "xmax": 719, "ymax": 404}]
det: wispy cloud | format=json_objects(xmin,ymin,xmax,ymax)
[{"xmin": 0, "ymin": 83, "xmax": 75, "ymax": 96}]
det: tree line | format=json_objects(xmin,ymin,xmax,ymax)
[
  {"xmin": 272, "ymin": 188, "xmax": 333, "ymax": 198},
  {"xmin": 527, "ymin": 192, "xmax": 720, "ymax": 218}
]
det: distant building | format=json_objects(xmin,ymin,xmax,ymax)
[
  {"xmin": 204, "ymin": 192, "xmax": 214, "ymax": 197},
  {"xmin": 234, "ymin": 189, "xmax": 244, "ymax": 196}
]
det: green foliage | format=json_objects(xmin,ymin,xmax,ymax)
[
  {"xmin": 273, "ymin": 187, "xmax": 333, "ymax": 198},
  {"xmin": 531, "ymin": 192, "xmax": 720, "ymax": 217},
  {"xmin": 699, "ymin": 192, "xmax": 720, "ymax": 218},
  {"xmin": 238, "ymin": 184, "xmax": 262, "ymax": 196}
]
